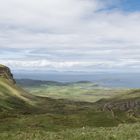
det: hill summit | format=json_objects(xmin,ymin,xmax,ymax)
[{"xmin": 0, "ymin": 64, "xmax": 16, "ymax": 84}]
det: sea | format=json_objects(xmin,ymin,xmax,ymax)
[{"xmin": 14, "ymin": 71, "xmax": 140, "ymax": 88}]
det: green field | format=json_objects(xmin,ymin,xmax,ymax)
[
  {"xmin": 0, "ymin": 77, "xmax": 140, "ymax": 140},
  {"xmin": 21, "ymin": 81, "xmax": 131, "ymax": 102}
]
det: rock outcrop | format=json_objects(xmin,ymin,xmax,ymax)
[{"xmin": 0, "ymin": 64, "xmax": 16, "ymax": 84}]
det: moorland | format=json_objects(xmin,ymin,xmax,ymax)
[{"xmin": 0, "ymin": 64, "xmax": 140, "ymax": 140}]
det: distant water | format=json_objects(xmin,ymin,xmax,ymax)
[{"xmin": 14, "ymin": 72, "xmax": 140, "ymax": 88}]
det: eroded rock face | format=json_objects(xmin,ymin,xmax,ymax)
[{"xmin": 0, "ymin": 64, "xmax": 16, "ymax": 84}]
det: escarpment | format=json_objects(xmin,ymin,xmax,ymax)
[{"xmin": 0, "ymin": 64, "xmax": 16, "ymax": 84}]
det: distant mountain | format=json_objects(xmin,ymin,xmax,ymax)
[
  {"xmin": 16, "ymin": 79, "xmax": 67, "ymax": 87},
  {"xmin": 16, "ymin": 79, "xmax": 93, "ymax": 87}
]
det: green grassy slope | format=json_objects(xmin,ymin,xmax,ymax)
[
  {"xmin": 1, "ymin": 77, "xmax": 137, "ymax": 128},
  {"xmin": 16, "ymin": 79, "xmax": 140, "ymax": 125},
  {"xmin": 0, "ymin": 78, "xmax": 39, "ymax": 113},
  {"xmin": 20, "ymin": 80, "xmax": 140, "ymax": 115},
  {"xmin": 0, "ymin": 67, "xmax": 140, "ymax": 139},
  {"xmin": 0, "ymin": 123, "xmax": 140, "ymax": 140},
  {"xmin": 0, "ymin": 77, "xmax": 122, "ymax": 129}
]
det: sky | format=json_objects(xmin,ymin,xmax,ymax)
[{"xmin": 0, "ymin": 0, "xmax": 140, "ymax": 72}]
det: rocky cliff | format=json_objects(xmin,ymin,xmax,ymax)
[
  {"xmin": 0, "ymin": 64, "xmax": 16, "ymax": 84},
  {"xmin": 0, "ymin": 64, "xmax": 39, "ymax": 112}
]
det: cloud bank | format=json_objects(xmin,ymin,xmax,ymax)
[{"xmin": 0, "ymin": 0, "xmax": 140, "ymax": 72}]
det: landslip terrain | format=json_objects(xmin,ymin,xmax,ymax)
[{"xmin": 0, "ymin": 64, "xmax": 140, "ymax": 140}]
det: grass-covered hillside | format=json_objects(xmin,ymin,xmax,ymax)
[
  {"xmin": 1, "ymin": 123, "xmax": 140, "ymax": 140},
  {"xmin": 0, "ymin": 78, "xmax": 37, "ymax": 112},
  {"xmin": 0, "ymin": 65, "xmax": 140, "ymax": 139},
  {"xmin": 0, "ymin": 65, "xmax": 38, "ymax": 113}
]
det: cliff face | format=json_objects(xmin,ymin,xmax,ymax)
[{"xmin": 0, "ymin": 64, "xmax": 16, "ymax": 84}]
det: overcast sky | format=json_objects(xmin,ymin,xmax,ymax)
[{"xmin": 0, "ymin": 0, "xmax": 140, "ymax": 72}]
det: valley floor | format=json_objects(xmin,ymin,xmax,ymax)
[{"xmin": 0, "ymin": 80, "xmax": 140, "ymax": 140}]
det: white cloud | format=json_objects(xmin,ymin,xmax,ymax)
[
  {"xmin": 0, "ymin": 58, "xmax": 140, "ymax": 72},
  {"xmin": 0, "ymin": 0, "xmax": 140, "ymax": 71}
]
